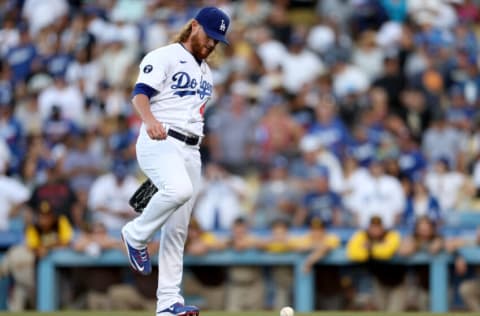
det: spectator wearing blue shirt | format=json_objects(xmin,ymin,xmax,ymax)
[
  {"xmin": 446, "ymin": 85, "xmax": 476, "ymax": 129},
  {"xmin": 397, "ymin": 135, "xmax": 426, "ymax": 180},
  {"xmin": 347, "ymin": 125, "xmax": 377, "ymax": 167},
  {"xmin": 0, "ymin": 62, "xmax": 13, "ymax": 106},
  {"xmin": 0, "ymin": 99, "xmax": 24, "ymax": 175},
  {"xmin": 308, "ymin": 94, "xmax": 350, "ymax": 157},
  {"xmin": 295, "ymin": 165, "xmax": 343, "ymax": 227},
  {"xmin": 403, "ymin": 179, "xmax": 442, "ymax": 228},
  {"xmin": 42, "ymin": 105, "xmax": 77, "ymax": 147},
  {"xmin": 40, "ymin": 39, "xmax": 72, "ymax": 78},
  {"xmin": 5, "ymin": 24, "xmax": 38, "ymax": 85}
]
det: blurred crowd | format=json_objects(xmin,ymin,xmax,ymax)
[{"xmin": 1, "ymin": 0, "xmax": 480, "ymax": 312}]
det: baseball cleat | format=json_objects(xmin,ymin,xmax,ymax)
[
  {"xmin": 157, "ymin": 302, "xmax": 200, "ymax": 316},
  {"xmin": 121, "ymin": 230, "xmax": 152, "ymax": 275}
]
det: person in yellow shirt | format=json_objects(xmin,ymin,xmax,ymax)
[
  {"xmin": 291, "ymin": 217, "xmax": 341, "ymax": 272},
  {"xmin": 0, "ymin": 201, "xmax": 73, "ymax": 311},
  {"xmin": 25, "ymin": 200, "xmax": 73, "ymax": 257},
  {"xmin": 346, "ymin": 215, "xmax": 406, "ymax": 311}
]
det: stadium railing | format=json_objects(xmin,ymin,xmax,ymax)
[
  {"xmin": 35, "ymin": 247, "xmax": 470, "ymax": 313},
  {"xmin": 1, "ymin": 220, "xmax": 480, "ymax": 312}
]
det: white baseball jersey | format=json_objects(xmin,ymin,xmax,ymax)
[{"xmin": 136, "ymin": 43, "xmax": 213, "ymax": 136}]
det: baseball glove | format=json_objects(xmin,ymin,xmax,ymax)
[{"xmin": 129, "ymin": 178, "xmax": 158, "ymax": 213}]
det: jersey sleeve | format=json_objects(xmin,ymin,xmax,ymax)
[{"xmin": 135, "ymin": 50, "xmax": 168, "ymax": 92}]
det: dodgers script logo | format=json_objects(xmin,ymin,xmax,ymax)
[{"xmin": 170, "ymin": 72, "xmax": 212, "ymax": 100}]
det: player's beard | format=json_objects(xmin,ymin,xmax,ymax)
[{"xmin": 191, "ymin": 32, "xmax": 214, "ymax": 60}]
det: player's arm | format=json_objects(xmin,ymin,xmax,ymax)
[
  {"xmin": 346, "ymin": 231, "xmax": 369, "ymax": 262},
  {"xmin": 371, "ymin": 230, "xmax": 401, "ymax": 260},
  {"xmin": 132, "ymin": 86, "xmax": 166, "ymax": 140}
]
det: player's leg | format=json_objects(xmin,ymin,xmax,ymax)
[
  {"xmin": 123, "ymin": 131, "xmax": 194, "ymax": 248},
  {"xmin": 156, "ymin": 146, "xmax": 201, "ymax": 313},
  {"xmin": 122, "ymin": 128, "xmax": 194, "ymax": 275}
]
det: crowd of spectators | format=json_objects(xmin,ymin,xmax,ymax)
[{"xmin": 1, "ymin": 0, "xmax": 480, "ymax": 312}]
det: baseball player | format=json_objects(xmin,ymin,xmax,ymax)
[{"xmin": 121, "ymin": 7, "xmax": 230, "ymax": 316}]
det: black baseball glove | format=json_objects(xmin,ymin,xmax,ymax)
[{"xmin": 129, "ymin": 178, "xmax": 158, "ymax": 213}]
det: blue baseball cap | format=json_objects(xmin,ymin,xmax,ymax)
[{"xmin": 194, "ymin": 6, "xmax": 230, "ymax": 44}]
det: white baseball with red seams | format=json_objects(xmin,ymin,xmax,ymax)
[{"xmin": 280, "ymin": 306, "xmax": 295, "ymax": 316}]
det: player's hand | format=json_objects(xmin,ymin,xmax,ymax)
[{"xmin": 145, "ymin": 118, "xmax": 167, "ymax": 140}]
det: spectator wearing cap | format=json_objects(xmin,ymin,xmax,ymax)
[
  {"xmin": 346, "ymin": 215, "xmax": 406, "ymax": 311},
  {"xmin": 27, "ymin": 158, "xmax": 83, "ymax": 228},
  {"xmin": 349, "ymin": 157, "xmax": 405, "ymax": 228},
  {"xmin": 295, "ymin": 164, "xmax": 343, "ymax": 227},
  {"xmin": 0, "ymin": 201, "xmax": 73, "ymax": 311},
  {"xmin": 398, "ymin": 216, "xmax": 444, "ymax": 310},
  {"xmin": 252, "ymin": 155, "xmax": 299, "ymax": 228},
  {"xmin": 331, "ymin": 51, "xmax": 370, "ymax": 100},
  {"xmin": 88, "ymin": 160, "xmax": 139, "ymax": 230},
  {"xmin": 425, "ymin": 157, "xmax": 466, "ymax": 212},
  {"xmin": 291, "ymin": 135, "xmax": 341, "ymax": 195}
]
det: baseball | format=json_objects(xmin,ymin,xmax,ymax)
[{"xmin": 280, "ymin": 306, "xmax": 295, "ymax": 316}]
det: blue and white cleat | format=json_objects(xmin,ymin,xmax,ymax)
[
  {"xmin": 121, "ymin": 230, "xmax": 152, "ymax": 275},
  {"xmin": 157, "ymin": 302, "xmax": 200, "ymax": 316}
]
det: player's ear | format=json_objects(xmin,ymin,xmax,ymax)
[{"xmin": 191, "ymin": 19, "xmax": 200, "ymax": 32}]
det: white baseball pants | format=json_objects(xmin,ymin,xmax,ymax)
[{"xmin": 122, "ymin": 124, "xmax": 202, "ymax": 312}]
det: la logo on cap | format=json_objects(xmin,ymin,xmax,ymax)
[{"xmin": 219, "ymin": 19, "xmax": 226, "ymax": 32}]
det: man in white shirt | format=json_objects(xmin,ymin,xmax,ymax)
[
  {"xmin": 89, "ymin": 161, "xmax": 139, "ymax": 230},
  {"xmin": 349, "ymin": 158, "xmax": 405, "ymax": 228}
]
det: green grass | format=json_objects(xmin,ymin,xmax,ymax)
[{"xmin": 3, "ymin": 312, "xmax": 479, "ymax": 316}]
